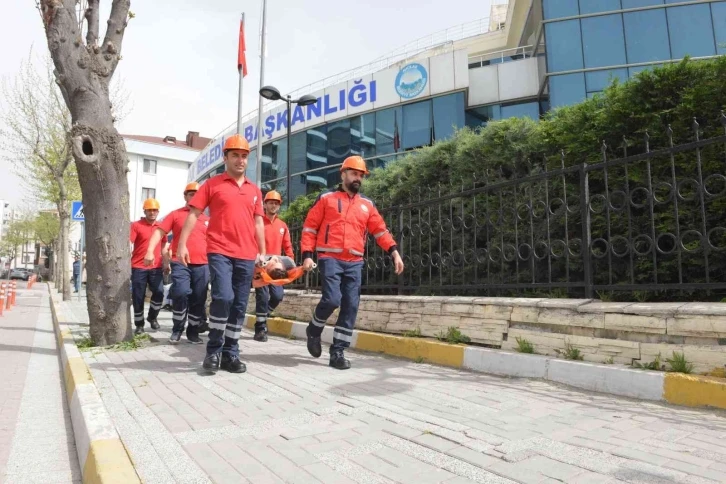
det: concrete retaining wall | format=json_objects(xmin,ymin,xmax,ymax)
[{"xmin": 252, "ymin": 291, "xmax": 726, "ymax": 375}]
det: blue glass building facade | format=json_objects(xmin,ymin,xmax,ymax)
[
  {"xmin": 544, "ymin": 0, "xmax": 726, "ymax": 107},
  {"xmin": 193, "ymin": 0, "xmax": 726, "ymax": 204}
]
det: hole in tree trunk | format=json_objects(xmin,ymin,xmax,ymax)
[{"xmin": 82, "ymin": 139, "xmax": 94, "ymax": 155}]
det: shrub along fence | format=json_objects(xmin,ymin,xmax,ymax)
[
  {"xmin": 280, "ymin": 58, "xmax": 726, "ymax": 300},
  {"xmin": 288, "ymin": 117, "xmax": 726, "ymax": 299}
]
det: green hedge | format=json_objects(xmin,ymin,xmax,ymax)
[{"xmin": 280, "ymin": 58, "xmax": 726, "ymax": 301}]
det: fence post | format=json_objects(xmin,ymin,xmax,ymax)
[
  {"xmin": 397, "ymin": 210, "xmax": 404, "ymax": 296},
  {"xmin": 579, "ymin": 163, "xmax": 593, "ymax": 298}
]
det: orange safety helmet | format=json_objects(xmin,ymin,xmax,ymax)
[
  {"xmin": 223, "ymin": 134, "xmax": 250, "ymax": 153},
  {"xmin": 264, "ymin": 190, "xmax": 283, "ymax": 203},
  {"xmin": 143, "ymin": 198, "xmax": 160, "ymax": 210},
  {"xmin": 184, "ymin": 182, "xmax": 200, "ymax": 193},
  {"xmin": 340, "ymin": 156, "xmax": 369, "ymax": 175}
]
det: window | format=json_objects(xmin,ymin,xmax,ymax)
[
  {"xmin": 375, "ymin": 106, "xmax": 403, "ymax": 157},
  {"xmin": 307, "ymin": 126, "xmax": 328, "ymax": 172},
  {"xmin": 141, "ymin": 187, "xmax": 156, "ymax": 200},
  {"xmin": 623, "ymin": 9, "xmax": 670, "ymax": 64},
  {"xmin": 360, "ymin": 113, "xmax": 376, "ymax": 158},
  {"xmin": 621, "ymin": 0, "xmax": 661, "ymax": 7},
  {"xmin": 143, "ymin": 158, "xmax": 157, "ymax": 174},
  {"xmin": 289, "ymin": 132, "xmax": 307, "ymax": 177},
  {"xmin": 246, "ymin": 149, "xmax": 258, "ymax": 184},
  {"xmin": 628, "ymin": 64, "xmax": 661, "ymax": 78},
  {"xmin": 543, "ymin": 0, "xmax": 578, "ymax": 20},
  {"xmin": 714, "ymin": 2, "xmax": 726, "ymax": 55},
  {"xmin": 667, "ymin": 4, "xmax": 716, "ymax": 59},
  {"xmin": 327, "ymin": 119, "xmax": 352, "ymax": 167},
  {"xmin": 465, "ymin": 105, "xmax": 501, "ymax": 129},
  {"xmin": 402, "ymin": 100, "xmax": 432, "ymax": 150},
  {"xmin": 549, "ymin": 73, "xmax": 586, "ymax": 108},
  {"xmin": 433, "ymin": 92, "xmax": 465, "ymax": 141},
  {"xmin": 261, "ymin": 137, "xmax": 287, "ymax": 183},
  {"xmin": 582, "ymin": 15, "xmax": 626, "ymax": 68},
  {"xmin": 545, "ymin": 20, "xmax": 584, "ymax": 73},
  {"xmin": 500, "ymin": 101, "xmax": 540, "ymax": 120},
  {"xmin": 586, "ymin": 68, "xmax": 628, "ymax": 93},
  {"xmin": 579, "ymin": 0, "xmax": 621, "ymax": 15}
]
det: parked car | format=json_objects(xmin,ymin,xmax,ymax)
[{"xmin": 10, "ymin": 269, "xmax": 31, "ymax": 281}]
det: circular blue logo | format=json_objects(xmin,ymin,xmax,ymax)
[{"xmin": 395, "ymin": 63, "xmax": 428, "ymax": 99}]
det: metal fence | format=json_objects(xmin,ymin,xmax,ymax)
[{"xmin": 289, "ymin": 117, "xmax": 726, "ymax": 298}]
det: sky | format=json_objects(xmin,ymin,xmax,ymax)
[{"xmin": 0, "ymin": 0, "xmax": 495, "ymax": 206}]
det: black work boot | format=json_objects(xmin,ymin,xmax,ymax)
[
  {"xmin": 254, "ymin": 327, "xmax": 268, "ymax": 342},
  {"xmin": 221, "ymin": 354, "xmax": 247, "ymax": 373},
  {"xmin": 134, "ymin": 325, "xmax": 145, "ymax": 336},
  {"xmin": 148, "ymin": 319, "xmax": 160, "ymax": 331},
  {"xmin": 187, "ymin": 332, "xmax": 203, "ymax": 344},
  {"xmin": 329, "ymin": 350, "xmax": 351, "ymax": 370},
  {"xmin": 169, "ymin": 331, "xmax": 182, "ymax": 344},
  {"xmin": 202, "ymin": 353, "xmax": 220, "ymax": 373},
  {"xmin": 306, "ymin": 325, "xmax": 322, "ymax": 358},
  {"xmin": 198, "ymin": 322, "xmax": 210, "ymax": 333}
]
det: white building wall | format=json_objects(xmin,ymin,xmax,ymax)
[
  {"xmin": 123, "ymin": 139, "xmax": 198, "ymax": 221},
  {"xmin": 467, "ymin": 57, "xmax": 540, "ymax": 107}
]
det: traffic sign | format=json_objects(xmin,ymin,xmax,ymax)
[{"xmin": 71, "ymin": 201, "xmax": 84, "ymax": 222}]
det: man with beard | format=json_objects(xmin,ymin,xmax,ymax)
[
  {"xmin": 301, "ymin": 156, "xmax": 404, "ymax": 369},
  {"xmin": 177, "ymin": 134, "xmax": 266, "ymax": 374},
  {"xmin": 130, "ymin": 198, "xmax": 166, "ymax": 335},
  {"xmin": 253, "ymin": 190, "xmax": 294, "ymax": 342}
]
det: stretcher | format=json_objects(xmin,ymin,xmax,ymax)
[{"xmin": 252, "ymin": 259, "xmax": 316, "ymax": 288}]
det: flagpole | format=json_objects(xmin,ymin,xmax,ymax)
[
  {"xmin": 256, "ymin": 0, "xmax": 268, "ymax": 186},
  {"xmin": 237, "ymin": 12, "xmax": 245, "ymax": 135}
]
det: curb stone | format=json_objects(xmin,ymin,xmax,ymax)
[
  {"xmin": 248, "ymin": 314, "xmax": 726, "ymax": 410},
  {"xmin": 49, "ymin": 290, "xmax": 141, "ymax": 484}
]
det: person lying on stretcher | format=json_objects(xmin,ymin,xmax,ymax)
[{"xmin": 252, "ymin": 256, "xmax": 313, "ymax": 287}]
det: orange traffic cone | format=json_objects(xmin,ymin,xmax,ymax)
[
  {"xmin": 5, "ymin": 282, "xmax": 12, "ymax": 310},
  {"xmin": 0, "ymin": 284, "xmax": 5, "ymax": 316},
  {"xmin": 11, "ymin": 281, "xmax": 16, "ymax": 306}
]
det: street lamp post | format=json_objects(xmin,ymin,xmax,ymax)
[{"xmin": 259, "ymin": 86, "xmax": 317, "ymax": 204}]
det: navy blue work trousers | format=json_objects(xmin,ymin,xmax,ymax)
[
  {"xmin": 207, "ymin": 254, "xmax": 254, "ymax": 358},
  {"xmin": 254, "ymin": 285, "xmax": 284, "ymax": 331},
  {"xmin": 308, "ymin": 257, "xmax": 363, "ymax": 353},
  {"xmin": 131, "ymin": 267, "xmax": 164, "ymax": 327},
  {"xmin": 169, "ymin": 262, "xmax": 209, "ymax": 335}
]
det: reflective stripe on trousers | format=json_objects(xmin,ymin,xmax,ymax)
[
  {"xmin": 308, "ymin": 257, "xmax": 363, "ymax": 353},
  {"xmin": 206, "ymin": 254, "xmax": 254, "ymax": 357}
]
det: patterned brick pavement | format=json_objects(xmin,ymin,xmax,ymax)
[{"xmin": 66, "ymin": 298, "xmax": 726, "ymax": 484}]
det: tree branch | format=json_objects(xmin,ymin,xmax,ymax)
[
  {"xmin": 101, "ymin": 0, "xmax": 130, "ymax": 79},
  {"xmin": 85, "ymin": 0, "xmax": 99, "ymax": 46}
]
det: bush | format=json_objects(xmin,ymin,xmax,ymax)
[
  {"xmin": 356, "ymin": 57, "xmax": 726, "ymax": 301},
  {"xmin": 515, "ymin": 337, "xmax": 534, "ymax": 354},
  {"xmin": 279, "ymin": 190, "xmax": 321, "ymax": 228}
]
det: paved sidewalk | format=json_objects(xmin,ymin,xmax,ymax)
[
  {"xmin": 0, "ymin": 283, "xmax": 81, "ymax": 483},
  {"xmin": 65, "ymin": 297, "xmax": 726, "ymax": 484}
]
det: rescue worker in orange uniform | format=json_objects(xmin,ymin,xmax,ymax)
[
  {"xmin": 254, "ymin": 190, "xmax": 294, "ymax": 342},
  {"xmin": 301, "ymin": 156, "xmax": 404, "ymax": 369},
  {"xmin": 177, "ymin": 134, "xmax": 266, "ymax": 374},
  {"xmin": 130, "ymin": 198, "xmax": 166, "ymax": 335},
  {"xmin": 144, "ymin": 182, "xmax": 210, "ymax": 345}
]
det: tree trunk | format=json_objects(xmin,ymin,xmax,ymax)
[
  {"xmin": 48, "ymin": 240, "xmax": 55, "ymax": 282},
  {"xmin": 57, "ymin": 179, "xmax": 72, "ymax": 301},
  {"xmin": 73, "ymin": 127, "xmax": 132, "ymax": 344},
  {"xmin": 53, "ymin": 241, "xmax": 59, "ymax": 286},
  {"xmin": 56, "ymin": 235, "xmax": 64, "ymax": 294},
  {"xmin": 41, "ymin": 0, "xmax": 132, "ymax": 345},
  {"xmin": 60, "ymin": 214, "xmax": 71, "ymax": 301}
]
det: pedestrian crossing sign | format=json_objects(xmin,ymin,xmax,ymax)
[{"xmin": 71, "ymin": 201, "xmax": 85, "ymax": 221}]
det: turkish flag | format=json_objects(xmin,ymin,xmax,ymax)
[{"xmin": 237, "ymin": 18, "xmax": 248, "ymax": 76}]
